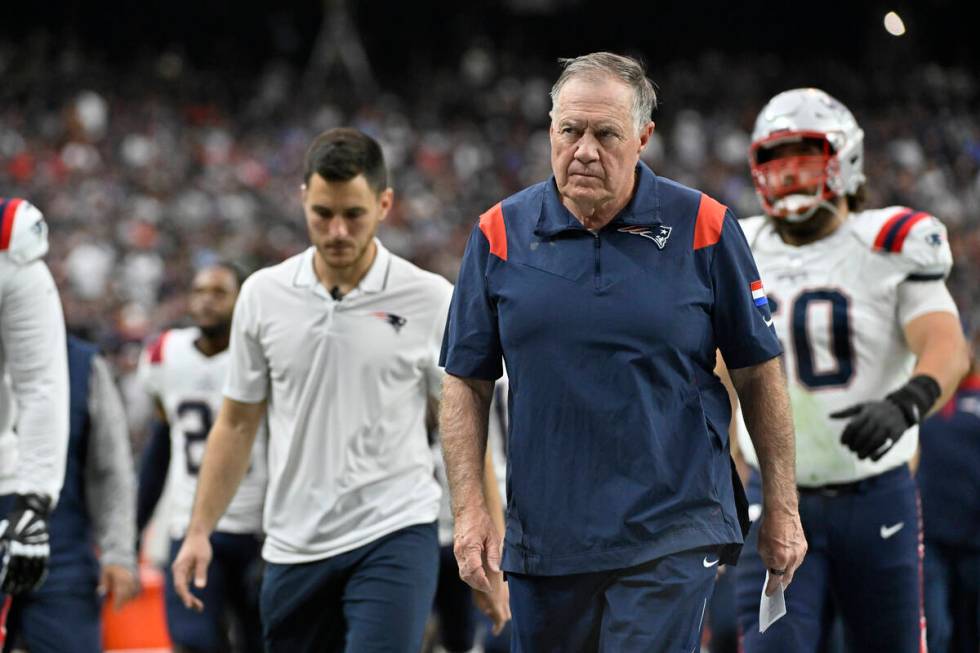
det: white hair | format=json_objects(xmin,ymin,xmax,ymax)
[{"xmin": 549, "ymin": 52, "xmax": 658, "ymax": 134}]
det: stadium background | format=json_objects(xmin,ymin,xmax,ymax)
[{"xmin": 0, "ymin": 0, "xmax": 977, "ymax": 648}]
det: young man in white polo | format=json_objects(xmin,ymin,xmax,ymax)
[{"xmin": 171, "ymin": 128, "xmax": 507, "ymax": 651}]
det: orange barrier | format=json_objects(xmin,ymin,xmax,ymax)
[{"xmin": 103, "ymin": 564, "xmax": 171, "ymax": 651}]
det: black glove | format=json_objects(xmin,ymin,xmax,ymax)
[
  {"xmin": 0, "ymin": 493, "xmax": 52, "ymax": 595},
  {"xmin": 830, "ymin": 375, "xmax": 941, "ymax": 461}
]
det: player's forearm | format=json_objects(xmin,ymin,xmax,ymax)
[
  {"xmin": 910, "ymin": 324, "xmax": 970, "ymax": 410},
  {"xmin": 714, "ymin": 352, "xmax": 751, "ymax": 483},
  {"xmin": 185, "ymin": 414, "xmax": 258, "ymax": 537},
  {"xmin": 731, "ymin": 357, "xmax": 799, "ymax": 513},
  {"xmin": 440, "ymin": 375, "xmax": 494, "ymax": 519},
  {"xmin": 482, "ymin": 448, "xmax": 505, "ymax": 536}
]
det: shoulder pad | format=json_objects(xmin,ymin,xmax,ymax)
[
  {"xmin": 852, "ymin": 207, "xmax": 952, "ymax": 278},
  {"xmin": 0, "ymin": 199, "xmax": 49, "ymax": 264},
  {"xmin": 145, "ymin": 330, "xmax": 171, "ymax": 366},
  {"xmin": 738, "ymin": 215, "xmax": 769, "ymax": 247}
]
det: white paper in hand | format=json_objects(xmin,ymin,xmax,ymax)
[{"xmin": 759, "ymin": 570, "xmax": 787, "ymax": 633}]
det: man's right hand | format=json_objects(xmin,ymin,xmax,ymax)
[
  {"xmin": 171, "ymin": 532, "xmax": 212, "ymax": 612},
  {"xmin": 756, "ymin": 507, "xmax": 807, "ymax": 596},
  {"xmin": 453, "ymin": 506, "xmax": 501, "ymax": 594}
]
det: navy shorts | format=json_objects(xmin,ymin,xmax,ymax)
[
  {"xmin": 4, "ymin": 590, "xmax": 101, "ymax": 653},
  {"xmin": 735, "ymin": 465, "xmax": 923, "ymax": 653},
  {"xmin": 260, "ymin": 521, "xmax": 439, "ymax": 653},
  {"xmin": 508, "ymin": 545, "xmax": 720, "ymax": 652},
  {"xmin": 165, "ymin": 531, "xmax": 264, "ymax": 653}
]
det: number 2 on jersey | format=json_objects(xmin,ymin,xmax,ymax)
[
  {"xmin": 770, "ymin": 289, "xmax": 855, "ymax": 388},
  {"xmin": 176, "ymin": 401, "xmax": 212, "ymax": 475}
]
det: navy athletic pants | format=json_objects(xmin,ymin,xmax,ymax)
[
  {"xmin": 165, "ymin": 531, "xmax": 264, "ymax": 653},
  {"xmin": 260, "ymin": 521, "xmax": 438, "ymax": 653},
  {"xmin": 736, "ymin": 465, "xmax": 923, "ymax": 653}
]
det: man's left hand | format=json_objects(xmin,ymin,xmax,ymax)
[
  {"xmin": 473, "ymin": 570, "xmax": 511, "ymax": 635},
  {"xmin": 99, "ymin": 564, "xmax": 140, "ymax": 611},
  {"xmin": 831, "ymin": 400, "xmax": 909, "ymax": 461},
  {"xmin": 832, "ymin": 375, "xmax": 941, "ymax": 461},
  {"xmin": 453, "ymin": 506, "xmax": 501, "ymax": 594}
]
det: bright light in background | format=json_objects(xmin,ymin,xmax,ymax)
[{"xmin": 884, "ymin": 11, "xmax": 907, "ymax": 36}]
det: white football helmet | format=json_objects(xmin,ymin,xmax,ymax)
[{"xmin": 749, "ymin": 88, "xmax": 865, "ymax": 221}]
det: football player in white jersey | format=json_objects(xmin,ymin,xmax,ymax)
[
  {"xmin": 0, "ymin": 198, "xmax": 69, "ymax": 600},
  {"xmin": 137, "ymin": 262, "xmax": 266, "ymax": 653},
  {"xmin": 730, "ymin": 88, "xmax": 970, "ymax": 652}
]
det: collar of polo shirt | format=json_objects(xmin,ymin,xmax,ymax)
[{"xmin": 292, "ymin": 237, "xmax": 392, "ymax": 299}]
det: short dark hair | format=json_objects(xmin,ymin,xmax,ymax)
[
  {"xmin": 200, "ymin": 260, "xmax": 249, "ymax": 289},
  {"xmin": 303, "ymin": 127, "xmax": 388, "ymax": 193}
]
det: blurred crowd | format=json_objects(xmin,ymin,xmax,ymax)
[{"xmin": 1, "ymin": 44, "xmax": 977, "ymax": 443}]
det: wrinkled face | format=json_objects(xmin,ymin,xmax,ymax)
[
  {"xmin": 550, "ymin": 75, "xmax": 652, "ymax": 213},
  {"xmin": 302, "ymin": 172, "xmax": 392, "ymax": 270},
  {"xmin": 189, "ymin": 267, "xmax": 239, "ymax": 332}
]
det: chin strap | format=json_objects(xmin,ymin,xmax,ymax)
[{"xmin": 774, "ymin": 193, "xmax": 841, "ymax": 223}]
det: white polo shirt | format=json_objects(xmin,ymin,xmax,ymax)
[{"xmin": 224, "ymin": 240, "xmax": 450, "ymax": 564}]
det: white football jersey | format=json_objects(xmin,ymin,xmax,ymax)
[
  {"xmin": 736, "ymin": 207, "xmax": 957, "ymax": 486},
  {"xmin": 140, "ymin": 327, "xmax": 267, "ymax": 537},
  {"xmin": 0, "ymin": 199, "xmax": 69, "ymax": 503}
]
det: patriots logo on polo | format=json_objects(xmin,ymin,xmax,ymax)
[
  {"xmin": 618, "ymin": 224, "xmax": 672, "ymax": 250},
  {"xmin": 371, "ymin": 312, "xmax": 407, "ymax": 333},
  {"xmin": 750, "ymin": 280, "xmax": 774, "ymax": 327}
]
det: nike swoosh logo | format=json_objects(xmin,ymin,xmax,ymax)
[
  {"xmin": 880, "ymin": 522, "xmax": 905, "ymax": 539},
  {"xmin": 703, "ymin": 556, "xmax": 720, "ymax": 568}
]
